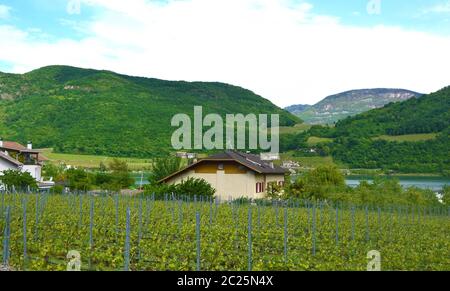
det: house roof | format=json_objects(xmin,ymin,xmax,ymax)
[
  {"xmin": 2, "ymin": 141, "xmax": 27, "ymax": 151},
  {"xmin": 0, "ymin": 151, "xmax": 23, "ymax": 167},
  {"xmin": 159, "ymin": 151, "xmax": 287, "ymax": 183},
  {"xmin": 0, "ymin": 141, "xmax": 40, "ymax": 154}
]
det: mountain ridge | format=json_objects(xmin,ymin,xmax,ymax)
[
  {"xmin": 0, "ymin": 65, "xmax": 300, "ymax": 157},
  {"xmin": 286, "ymin": 88, "xmax": 422, "ymax": 124},
  {"xmin": 311, "ymin": 86, "xmax": 450, "ymax": 174}
]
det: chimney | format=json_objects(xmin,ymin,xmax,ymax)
[
  {"xmin": 0, "ymin": 137, "xmax": 3, "ymax": 148},
  {"xmin": 27, "ymin": 141, "xmax": 33, "ymax": 150}
]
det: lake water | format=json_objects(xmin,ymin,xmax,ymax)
[
  {"xmin": 345, "ymin": 175, "xmax": 450, "ymax": 192},
  {"xmin": 132, "ymin": 172, "xmax": 450, "ymax": 192}
]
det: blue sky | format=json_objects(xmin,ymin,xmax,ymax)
[
  {"xmin": 2, "ymin": 0, "xmax": 449, "ymax": 38},
  {"xmin": 0, "ymin": 0, "xmax": 449, "ymax": 106}
]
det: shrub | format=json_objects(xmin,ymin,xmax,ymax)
[{"xmin": 0, "ymin": 170, "xmax": 37, "ymax": 191}]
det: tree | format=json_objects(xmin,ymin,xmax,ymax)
[
  {"xmin": 286, "ymin": 166, "xmax": 346, "ymax": 201},
  {"xmin": 108, "ymin": 158, "xmax": 134, "ymax": 190},
  {"xmin": 65, "ymin": 168, "xmax": 92, "ymax": 191},
  {"xmin": 0, "ymin": 170, "xmax": 37, "ymax": 190},
  {"xmin": 148, "ymin": 156, "xmax": 182, "ymax": 184},
  {"xmin": 443, "ymin": 186, "xmax": 450, "ymax": 206},
  {"xmin": 266, "ymin": 182, "xmax": 283, "ymax": 200},
  {"xmin": 176, "ymin": 178, "xmax": 216, "ymax": 198}
]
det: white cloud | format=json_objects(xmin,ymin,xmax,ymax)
[
  {"xmin": 0, "ymin": 4, "xmax": 11, "ymax": 19},
  {"xmin": 0, "ymin": 0, "xmax": 450, "ymax": 107},
  {"xmin": 425, "ymin": 1, "xmax": 450, "ymax": 13}
]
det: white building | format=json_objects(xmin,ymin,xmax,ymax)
[{"xmin": 0, "ymin": 139, "xmax": 55, "ymax": 190}]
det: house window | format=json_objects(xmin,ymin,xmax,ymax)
[
  {"xmin": 256, "ymin": 182, "xmax": 265, "ymax": 193},
  {"xmin": 256, "ymin": 183, "xmax": 260, "ymax": 193}
]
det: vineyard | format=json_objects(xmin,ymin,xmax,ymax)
[{"xmin": 1, "ymin": 192, "xmax": 449, "ymax": 271}]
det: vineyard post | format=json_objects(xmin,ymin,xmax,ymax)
[
  {"xmin": 138, "ymin": 197, "xmax": 143, "ymax": 262},
  {"xmin": 178, "ymin": 199, "xmax": 183, "ymax": 231},
  {"xmin": 23, "ymin": 197, "xmax": 27, "ymax": 269},
  {"xmin": 146, "ymin": 196, "xmax": 152, "ymax": 227},
  {"xmin": 335, "ymin": 207, "xmax": 339, "ymax": 246},
  {"xmin": 418, "ymin": 206, "xmax": 421, "ymax": 225},
  {"xmin": 365, "ymin": 206, "xmax": 370, "ymax": 242},
  {"xmin": 248, "ymin": 207, "xmax": 252, "ymax": 271},
  {"xmin": 89, "ymin": 197, "xmax": 94, "ymax": 270},
  {"xmin": 257, "ymin": 205, "xmax": 261, "ymax": 232},
  {"xmin": 1, "ymin": 191, "xmax": 4, "ymax": 219},
  {"xmin": 34, "ymin": 192, "xmax": 39, "ymax": 241},
  {"xmin": 124, "ymin": 207, "xmax": 131, "ymax": 271},
  {"xmin": 351, "ymin": 206, "xmax": 355, "ymax": 241},
  {"xmin": 2, "ymin": 206, "xmax": 11, "ymax": 266},
  {"xmin": 171, "ymin": 197, "xmax": 175, "ymax": 224},
  {"xmin": 319, "ymin": 201, "xmax": 323, "ymax": 225},
  {"xmin": 275, "ymin": 201, "xmax": 279, "ymax": 228},
  {"xmin": 79, "ymin": 194, "xmax": 83, "ymax": 229},
  {"xmin": 214, "ymin": 197, "xmax": 218, "ymax": 220},
  {"xmin": 390, "ymin": 205, "xmax": 393, "ymax": 234},
  {"xmin": 284, "ymin": 206, "xmax": 288, "ymax": 264},
  {"xmin": 312, "ymin": 203, "xmax": 316, "ymax": 256},
  {"xmin": 209, "ymin": 198, "xmax": 212, "ymax": 226},
  {"xmin": 196, "ymin": 211, "xmax": 201, "ymax": 271},
  {"xmin": 307, "ymin": 202, "xmax": 310, "ymax": 232},
  {"xmin": 115, "ymin": 193, "xmax": 119, "ymax": 236},
  {"xmin": 378, "ymin": 207, "xmax": 381, "ymax": 240}
]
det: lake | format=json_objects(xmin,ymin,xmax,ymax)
[
  {"xmin": 345, "ymin": 175, "xmax": 450, "ymax": 192},
  {"xmin": 132, "ymin": 172, "xmax": 450, "ymax": 192},
  {"xmin": 131, "ymin": 172, "xmax": 150, "ymax": 186}
]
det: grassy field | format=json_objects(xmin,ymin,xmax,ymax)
[
  {"xmin": 40, "ymin": 149, "xmax": 152, "ymax": 170},
  {"xmin": 307, "ymin": 136, "xmax": 334, "ymax": 146},
  {"xmin": 373, "ymin": 133, "xmax": 438, "ymax": 142},
  {"xmin": 2, "ymin": 192, "xmax": 449, "ymax": 271},
  {"xmin": 279, "ymin": 123, "xmax": 312, "ymax": 135}
]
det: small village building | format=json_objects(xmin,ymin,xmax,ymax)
[
  {"xmin": 159, "ymin": 151, "xmax": 288, "ymax": 200},
  {"xmin": 0, "ymin": 138, "xmax": 54, "ymax": 189}
]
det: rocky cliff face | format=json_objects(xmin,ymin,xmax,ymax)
[{"xmin": 286, "ymin": 88, "xmax": 422, "ymax": 124}]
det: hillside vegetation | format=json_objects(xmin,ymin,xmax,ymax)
[
  {"xmin": 309, "ymin": 86, "xmax": 450, "ymax": 174},
  {"xmin": 0, "ymin": 66, "xmax": 300, "ymax": 158}
]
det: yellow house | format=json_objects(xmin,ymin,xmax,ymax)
[{"xmin": 159, "ymin": 151, "xmax": 287, "ymax": 200}]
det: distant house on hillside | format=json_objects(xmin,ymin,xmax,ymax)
[
  {"xmin": 159, "ymin": 151, "xmax": 287, "ymax": 200},
  {"xmin": 0, "ymin": 138, "xmax": 54, "ymax": 190}
]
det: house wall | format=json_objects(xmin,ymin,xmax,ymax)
[
  {"xmin": 22, "ymin": 165, "xmax": 42, "ymax": 181},
  {"xmin": 0, "ymin": 159, "xmax": 42, "ymax": 181},
  {"xmin": 164, "ymin": 161, "xmax": 285, "ymax": 200},
  {"xmin": 0, "ymin": 159, "xmax": 18, "ymax": 173}
]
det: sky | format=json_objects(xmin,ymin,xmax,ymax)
[{"xmin": 0, "ymin": 0, "xmax": 449, "ymax": 107}]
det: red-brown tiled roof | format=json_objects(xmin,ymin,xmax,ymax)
[
  {"xmin": 159, "ymin": 151, "xmax": 287, "ymax": 183},
  {"xmin": 0, "ymin": 141, "xmax": 40, "ymax": 154},
  {"xmin": 2, "ymin": 141, "xmax": 27, "ymax": 151}
]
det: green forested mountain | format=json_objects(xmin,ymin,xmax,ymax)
[
  {"xmin": 333, "ymin": 87, "xmax": 449, "ymax": 137},
  {"xmin": 312, "ymin": 86, "xmax": 450, "ymax": 174},
  {"xmin": 0, "ymin": 66, "xmax": 300, "ymax": 157}
]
